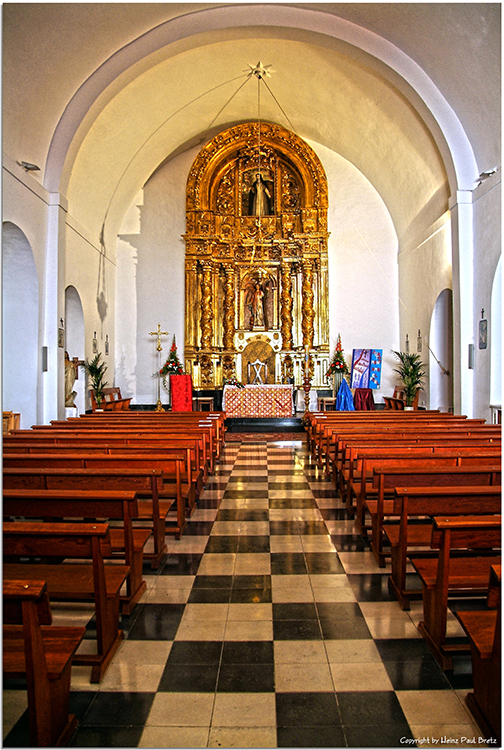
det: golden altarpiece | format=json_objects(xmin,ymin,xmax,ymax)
[{"xmin": 184, "ymin": 122, "xmax": 331, "ymax": 391}]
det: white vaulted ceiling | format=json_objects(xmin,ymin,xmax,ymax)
[{"xmin": 3, "ymin": 3, "xmax": 500, "ymax": 250}]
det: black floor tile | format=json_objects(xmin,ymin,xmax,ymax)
[
  {"xmin": 277, "ymin": 725, "xmax": 347, "ymax": 747},
  {"xmin": 273, "ymin": 602, "xmax": 318, "ymax": 620},
  {"xmin": 270, "ymin": 520, "xmax": 304, "ymax": 535},
  {"xmin": 268, "ymin": 481, "xmax": 312, "ymax": 490},
  {"xmin": 187, "ymin": 587, "xmax": 231, "ymax": 603},
  {"xmin": 276, "ymin": 692, "xmax": 341, "ymax": 726},
  {"xmin": 157, "ymin": 662, "xmax": 219, "ymax": 692},
  {"xmin": 375, "ymin": 638, "xmax": 440, "ymax": 662},
  {"xmin": 317, "ymin": 602, "xmax": 364, "ymax": 620},
  {"xmin": 184, "ymin": 521, "xmax": 214, "ymax": 535},
  {"xmin": 305, "ymin": 552, "xmax": 345, "ymax": 574},
  {"xmin": 216, "ymin": 662, "xmax": 275, "ymax": 692},
  {"xmin": 193, "ymin": 575, "xmax": 233, "ymax": 589},
  {"xmin": 230, "ymin": 586, "xmax": 272, "ymax": 603},
  {"xmin": 273, "ymin": 619, "xmax": 322, "ymax": 640},
  {"xmin": 237, "ymin": 535, "xmax": 270, "ymax": 553},
  {"xmin": 344, "ymin": 723, "xmax": 416, "ymax": 747},
  {"xmin": 79, "ymin": 692, "xmax": 155, "ymax": 725},
  {"xmin": 167, "ymin": 640, "xmax": 223, "ymax": 664},
  {"xmin": 320, "ymin": 618, "xmax": 372, "ymax": 640},
  {"xmin": 319, "ymin": 507, "xmax": 351, "ymax": 520},
  {"xmin": 221, "ymin": 641, "xmax": 274, "ymax": 663},
  {"xmin": 331, "ymin": 533, "xmax": 368, "ymax": 551},
  {"xmin": 232, "ymin": 574, "xmax": 271, "ymax": 589},
  {"xmin": 271, "ymin": 552, "xmax": 308, "ymax": 575},
  {"xmin": 347, "ymin": 573, "xmax": 397, "ymax": 601},
  {"xmin": 215, "ymin": 509, "xmax": 269, "ymax": 520},
  {"xmin": 383, "ymin": 658, "xmax": 452, "ymax": 690},
  {"xmin": 204, "ymin": 536, "xmax": 240, "ymax": 553},
  {"xmin": 337, "ymin": 691, "xmax": 409, "ymax": 726},
  {"xmin": 269, "ymin": 497, "xmax": 318, "ymax": 509},
  {"xmin": 125, "ymin": 604, "xmax": 184, "ymax": 640},
  {"xmin": 160, "ymin": 554, "xmax": 203, "ymax": 575},
  {"xmin": 297, "ymin": 521, "xmax": 329, "ymax": 535},
  {"xmin": 69, "ymin": 725, "xmax": 145, "ymax": 747},
  {"xmin": 223, "ymin": 489, "xmax": 269, "ymax": 498}
]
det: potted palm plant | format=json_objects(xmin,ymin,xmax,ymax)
[
  {"xmin": 81, "ymin": 353, "xmax": 108, "ymax": 410},
  {"xmin": 391, "ymin": 350, "xmax": 426, "ymax": 408}
]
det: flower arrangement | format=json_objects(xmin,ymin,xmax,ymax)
[
  {"xmin": 223, "ymin": 377, "xmax": 245, "ymax": 389},
  {"xmin": 326, "ymin": 334, "xmax": 349, "ymax": 379},
  {"xmin": 159, "ymin": 335, "xmax": 184, "ymax": 390}
]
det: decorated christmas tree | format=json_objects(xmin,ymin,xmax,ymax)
[
  {"xmin": 160, "ymin": 335, "xmax": 184, "ymax": 389},
  {"xmin": 326, "ymin": 334, "xmax": 349, "ymax": 379}
]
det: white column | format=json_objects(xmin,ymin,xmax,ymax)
[
  {"xmin": 450, "ymin": 190, "xmax": 473, "ymax": 417},
  {"xmin": 41, "ymin": 193, "xmax": 67, "ymax": 424}
]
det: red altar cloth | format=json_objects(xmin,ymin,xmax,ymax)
[
  {"xmin": 354, "ymin": 387, "xmax": 376, "ymax": 410},
  {"xmin": 170, "ymin": 374, "xmax": 193, "ymax": 412}
]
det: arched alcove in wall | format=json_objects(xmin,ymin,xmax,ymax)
[
  {"xmin": 429, "ymin": 288, "xmax": 454, "ymax": 412},
  {"xmin": 2, "ymin": 222, "xmax": 39, "ymax": 428},
  {"xmin": 490, "ymin": 258, "xmax": 502, "ymax": 412},
  {"xmin": 65, "ymin": 286, "xmax": 86, "ymax": 414}
]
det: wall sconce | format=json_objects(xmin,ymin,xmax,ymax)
[
  {"xmin": 16, "ymin": 161, "xmax": 40, "ymax": 172},
  {"xmin": 468, "ymin": 344, "xmax": 475, "ymax": 369},
  {"xmin": 92, "ymin": 332, "xmax": 98, "ymax": 353},
  {"xmin": 105, "ymin": 334, "xmax": 109, "ymax": 355},
  {"xmin": 405, "ymin": 334, "xmax": 410, "ymax": 353},
  {"xmin": 417, "ymin": 329, "xmax": 422, "ymax": 353},
  {"xmin": 58, "ymin": 318, "xmax": 65, "ymax": 348}
]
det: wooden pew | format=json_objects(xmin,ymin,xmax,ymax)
[
  {"xmin": 411, "ymin": 515, "xmax": 501, "ymax": 670},
  {"xmin": 456, "ymin": 565, "xmax": 501, "ymax": 743},
  {"xmin": 3, "ymin": 579, "xmax": 86, "ymax": 747},
  {"xmin": 350, "ymin": 453, "xmax": 501, "ymax": 529},
  {"xmin": 384, "ymin": 486, "xmax": 502, "ymax": 608},
  {"xmin": 20, "ymin": 424, "xmax": 217, "ymax": 476},
  {"xmin": 3, "ymin": 452, "xmax": 187, "ymax": 540},
  {"xmin": 367, "ymin": 465, "xmax": 501, "ymax": 566},
  {"xmin": 3, "ymin": 467, "xmax": 173, "ymax": 568},
  {"xmin": 3, "ymin": 488, "xmax": 150, "ymax": 615},
  {"xmin": 4, "ymin": 521, "xmax": 129, "ymax": 683},
  {"xmin": 4, "ymin": 434, "xmax": 208, "ymax": 499},
  {"xmin": 332, "ymin": 433, "xmax": 500, "ymax": 489},
  {"xmin": 340, "ymin": 444, "xmax": 501, "ymax": 508}
]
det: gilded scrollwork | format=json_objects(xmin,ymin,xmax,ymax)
[
  {"xmin": 301, "ymin": 258, "xmax": 315, "ymax": 349},
  {"xmin": 280, "ymin": 262, "xmax": 293, "ymax": 350},
  {"xmin": 185, "ymin": 121, "xmax": 329, "ymax": 388}
]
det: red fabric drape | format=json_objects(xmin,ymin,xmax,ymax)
[
  {"xmin": 354, "ymin": 388, "xmax": 376, "ymax": 410},
  {"xmin": 171, "ymin": 374, "xmax": 193, "ymax": 412}
]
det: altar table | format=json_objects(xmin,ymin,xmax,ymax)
[{"xmin": 223, "ymin": 385, "xmax": 293, "ymax": 418}]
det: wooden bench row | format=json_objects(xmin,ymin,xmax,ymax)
[{"xmin": 4, "ymin": 578, "xmax": 86, "ymax": 746}]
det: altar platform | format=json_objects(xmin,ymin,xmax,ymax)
[{"xmin": 226, "ymin": 417, "xmax": 304, "ymax": 433}]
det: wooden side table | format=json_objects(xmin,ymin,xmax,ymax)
[{"xmin": 317, "ymin": 397, "xmax": 337, "ymax": 411}]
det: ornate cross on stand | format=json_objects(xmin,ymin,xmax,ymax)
[{"xmin": 149, "ymin": 324, "xmax": 168, "ymax": 412}]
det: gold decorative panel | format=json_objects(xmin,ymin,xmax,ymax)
[{"xmin": 184, "ymin": 122, "xmax": 330, "ymax": 389}]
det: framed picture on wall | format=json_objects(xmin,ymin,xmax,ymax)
[
  {"xmin": 479, "ymin": 318, "xmax": 488, "ymax": 349},
  {"xmin": 351, "ymin": 349, "xmax": 382, "ymax": 389}
]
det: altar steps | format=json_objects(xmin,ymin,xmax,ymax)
[{"xmin": 225, "ymin": 417, "xmax": 304, "ymax": 433}]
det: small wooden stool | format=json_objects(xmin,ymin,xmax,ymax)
[
  {"xmin": 194, "ymin": 397, "xmax": 214, "ymax": 411},
  {"xmin": 317, "ymin": 397, "xmax": 337, "ymax": 411}
]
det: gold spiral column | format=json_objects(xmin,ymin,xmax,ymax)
[
  {"xmin": 200, "ymin": 261, "xmax": 214, "ymax": 349},
  {"xmin": 280, "ymin": 261, "xmax": 293, "ymax": 350},
  {"xmin": 301, "ymin": 257, "xmax": 315, "ymax": 349},
  {"xmin": 223, "ymin": 264, "xmax": 236, "ymax": 351}
]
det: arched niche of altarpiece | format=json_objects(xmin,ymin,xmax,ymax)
[{"xmin": 184, "ymin": 121, "xmax": 331, "ymax": 389}]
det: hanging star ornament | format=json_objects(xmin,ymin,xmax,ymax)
[{"xmin": 245, "ymin": 61, "xmax": 274, "ymax": 79}]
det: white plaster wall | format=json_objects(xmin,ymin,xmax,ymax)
[
  {"xmin": 115, "ymin": 151, "xmax": 193, "ymax": 405},
  {"xmin": 2, "ymin": 166, "xmax": 50, "ymax": 425},
  {"xmin": 472, "ymin": 179, "xmax": 502, "ymax": 421},
  {"xmin": 397, "ymin": 218, "xmax": 452, "ymax": 409},
  {"xmin": 312, "ymin": 142, "xmax": 400, "ymax": 405},
  {"xmin": 116, "ymin": 141, "xmax": 400, "ymax": 407},
  {"xmin": 64, "ymin": 220, "xmax": 116, "ymax": 411}
]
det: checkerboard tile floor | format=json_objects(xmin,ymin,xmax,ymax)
[{"xmin": 3, "ymin": 440, "xmax": 486, "ymax": 748}]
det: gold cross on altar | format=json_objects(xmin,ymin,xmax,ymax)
[{"xmin": 149, "ymin": 324, "xmax": 168, "ymax": 351}]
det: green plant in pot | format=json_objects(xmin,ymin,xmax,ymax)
[
  {"xmin": 81, "ymin": 353, "xmax": 108, "ymax": 409},
  {"xmin": 391, "ymin": 350, "xmax": 426, "ymax": 407}
]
